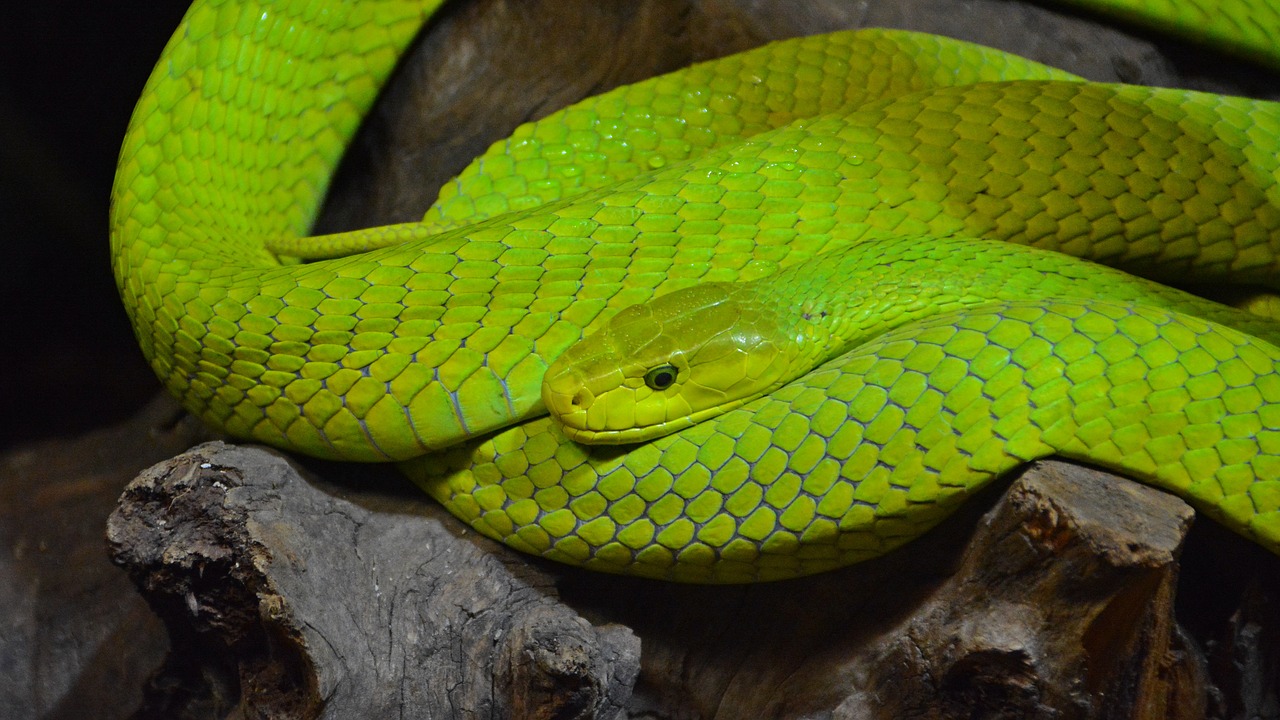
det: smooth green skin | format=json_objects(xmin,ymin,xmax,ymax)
[{"xmin": 112, "ymin": 0, "xmax": 1280, "ymax": 582}]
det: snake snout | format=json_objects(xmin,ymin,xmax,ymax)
[{"xmin": 541, "ymin": 364, "xmax": 593, "ymax": 426}]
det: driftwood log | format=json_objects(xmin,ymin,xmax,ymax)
[
  {"xmin": 106, "ymin": 442, "xmax": 1280, "ymax": 719},
  {"xmin": 6, "ymin": 0, "xmax": 1280, "ymax": 718}
]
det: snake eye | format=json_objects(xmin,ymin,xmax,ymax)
[{"xmin": 643, "ymin": 365, "xmax": 678, "ymax": 391}]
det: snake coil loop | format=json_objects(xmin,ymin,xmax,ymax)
[{"xmin": 113, "ymin": 0, "xmax": 1280, "ymax": 581}]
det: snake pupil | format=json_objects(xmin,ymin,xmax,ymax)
[{"xmin": 644, "ymin": 365, "xmax": 677, "ymax": 390}]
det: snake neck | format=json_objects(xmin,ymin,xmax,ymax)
[
  {"xmin": 748, "ymin": 233, "xmax": 1280, "ymax": 388},
  {"xmin": 745, "ymin": 242, "xmax": 980, "ymax": 379}
]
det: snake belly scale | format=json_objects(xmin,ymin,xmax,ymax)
[{"xmin": 112, "ymin": 0, "xmax": 1280, "ymax": 582}]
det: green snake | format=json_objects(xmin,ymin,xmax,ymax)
[
  {"xmin": 112, "ymin": 0, "xmax": 1280, "ymax": 582},
  {"xmin": 542, "ymin": 235, "xmax": 1280, "ymax": 444}
]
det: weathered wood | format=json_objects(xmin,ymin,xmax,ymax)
[
  {"xmin": 106, "ymin": 441, "xmax": 1279, "ymax": 718},
  {"xmin": 107, "ymin": 442, "xmax": 640, "ymax": 719},
  {"xmin": 861, "ymin": 462, "xmax": 1202, "ymax": 718}
]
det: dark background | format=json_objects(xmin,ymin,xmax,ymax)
[{"xmin": 1, "ymin": 2, "xmax": 191, "ymax": 449}]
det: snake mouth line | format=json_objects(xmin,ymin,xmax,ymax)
[{"xmin": 551, "ymin": 396, "xmax": 765, "ymax": 445}]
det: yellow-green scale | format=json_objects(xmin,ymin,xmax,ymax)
[
  {"xmin": 407, "ymin": 300, "xmax": 1280, "ymax": 582},
  {"xmin": 752, "ymin": 234, "xmax": 1280, "ymax": 367},
  {"xmin": 277, "ymin": 30, "xmax": 1087, "ymax": 258},
  {"xmin": 114, "ymin": 0, "xmax": 1280, "ymax": 582},
  {"xmin": 128, "ymin": 75, "xmax": 1280, "ymax": 462},
  {"xmin": 540, "ymin": 229, "xmax": 1280, "ymax": 446}
]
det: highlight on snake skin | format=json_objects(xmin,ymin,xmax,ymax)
[{"xmin": 112, "ymin": 0, "xmax": 1280, "ymax": 582}]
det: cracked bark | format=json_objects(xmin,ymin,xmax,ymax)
[
  {"xmin": 105, "ymin": 442, "xmax": 1279, "ymax": 718},
  {"xmin": 107, "ymin": 442, "xmax": 640, "ymax": 719}
]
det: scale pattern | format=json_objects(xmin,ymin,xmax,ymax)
[
  {"xmin": 409, "ymin": 301, "xmax": 1280, "ymax": 582},
  {"xmin": 112, "ymin": 0, "xmax": 1280, "ymax": 581},
  {"xmin": 275, "ymin": 29, "xmax": 1082, "ymax": 257},
  {"xmin": 543, "ymin": 236, "xmax": 1280, "ymax": 445}
]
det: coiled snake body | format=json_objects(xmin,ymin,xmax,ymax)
[{"xmin": 113, "ymin": 0, "xmax": 1280, "ymax": 581}]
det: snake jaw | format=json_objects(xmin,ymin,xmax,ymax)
[
  {"xmin": 543, "ymin": 349, "xmax": 699, "ymax": 444},
  {"xmin": 557, "ymin": 417, "xmax": 698, "ymax": 445}
]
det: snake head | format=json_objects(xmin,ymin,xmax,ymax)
[{"xmin": 542, "ymin": 282, "xmax": 795, "ymax": 444}]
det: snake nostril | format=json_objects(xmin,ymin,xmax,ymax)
[{"xmin": 571, "ymin": 389, "xmax": 589, "ymax": 408}]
